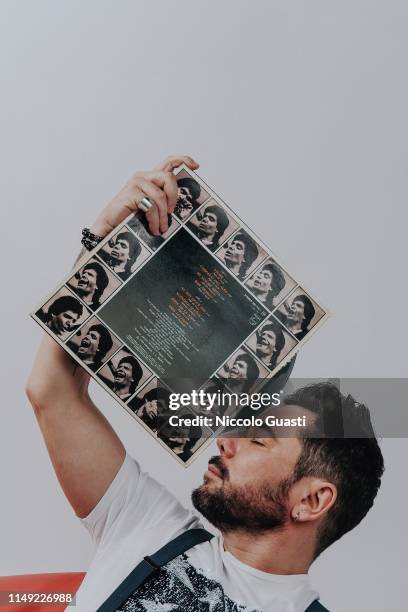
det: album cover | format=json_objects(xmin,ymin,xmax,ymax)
[{"xmin": 31, "ymin": 166, "xmax": 329, "ymax": 465}]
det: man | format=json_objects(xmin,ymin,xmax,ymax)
[
  {"xmin": 249, "ymin": 260, "xmax": 286, "ymax": 309},
  {"xmin": 69, "ymin": 260, "xmax": 110, "ymax": 311},
  {"xmin": 188, "ymin": 203, "xmax": 230, "ymax": 251},
  {"xmin": 277, "ymin": 294, "xmax": 316, "ymax": 340},
  {"xmin": 98, "ymin": 230, "xmax": 142, "ymax": 280},
  {"xmin": 157, "ymin": 414, "xmax": 204, "ymax": 463},
  {"xmin": 128, "ymin": 385, "xmax": 172, "ymax": 433},
  {"xmin": 219, "ymin": 351, "xmax": 260, "ymax": 393},
  {"xmin": 255, "ymin": 320, "xmax": 286, "ymax": 370},
  {"xmin": 98, "ymin": 354, "xmax": 143, "ymax": 402},
  {"xmin": 36, "ymin": 294, "xmax": 84, "ymax": 339},
  {"xmin": 26, "ymin": 156, "xmax": 383, "ymax": 611},
  {"xmin": 67, "ymin": 322, "xmax": 113, "ymax": 372},
  {"xmin": 223, "ymin": 231, "xmax": 259, "ymax": 280},
  {"xmin": 174, "ymin": 176, "xmax": 202, "ymax": 221}
]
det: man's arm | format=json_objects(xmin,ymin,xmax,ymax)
[{"xmin": 26, "ymin": 155, "xmax": 199, "ymax": 518}]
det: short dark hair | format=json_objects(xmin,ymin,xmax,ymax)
[
  {"xmin": 233, "ymin": 352, "xmax": 260, "ymax": 392},
  {"xmin": 88, "ymin": 324, "xmax": 113, "ymax": 362},
  {"xmin": 256, "ymin": 320, "xmax": 285, "ymax": 369},
  {"xmin": 177, "ymin": 177, "xmax": 201, "ymax": 202},
  {"xmin": 48, "ymin": 295, "xmax": 83, "ymax": 318},
  {"xmin": 261, "ymin": 262, "xmax": 286, "ymax": 300},
  {"xmin": 82, "ymin": 262, "xmax": 109, "ymax": 305},
  {"xmin": 294, "ymin": 294, "xmax": 315, "ymax": 332},
  {"xmin": 231, "ymin": 231, "xmax": 259, "ymax": 279},
  {"xmin": 203, "ymin": 204, "xmax": 230, "ymax": 243},
  {"xmin": 284, "ymin": 383, "xmax": 384, "ymax": 558},
  {"xmin": 117, "ymin": 355, "xmax": 143, "ymax": 395},
  {"xmin": 113, "ymin": 231, "xmax": 142, "ymax": 274}
]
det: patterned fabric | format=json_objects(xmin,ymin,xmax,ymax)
[{"xmin": 119, "ymin": 553, "xmax": 260, "ymax": 612}]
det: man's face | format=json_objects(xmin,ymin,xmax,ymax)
[
  {"xmin": 198, "ymin": 211, "xmax": 218, "ymax": 237},
  {"xmin": 78, "ymin": 329, "xmax": 101, "ymax": 360},
  {"xmin": 114, "ymin": 360, "xmax": 133, "ymax": 386},
  {"xmin": 110, "ymin": 238, "xmax": 130, "ymax": 264},
  {"xmin": 253, "ymin": 267, "xmax": 273, "ymax": 293},
  {"xmin": 77, "ymin": 268, "xmax": 98, "ymax": 295},
  {"xmin": 51, "ymin": 310, "xmax": 79, "ymax": 334},
  {"xmin": 175, "ymin": 186, "xmax": 194, "ymax": 220},
  {"xmin": 229, "ymin": 357, "xmax": 248, "ymax": 379},
  {"xmin": 287, "ymin": 299, "xmax": 305, "ymax": 325},
  {"xmin": 224, "ymin": 239, "xmax": 246, "ymax": 267},
  {"xmin": 142, "ymin": 399, "xmax": 158, "ymax": 418},
  {"xmin": 256, "ymin": 328, "xmax": 277, "ymax": 358},
  {"xmin": 192, "ymin": 434, "xmax": 303, "ymax": 532}
]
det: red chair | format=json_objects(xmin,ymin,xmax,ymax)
[{"xmin": 0, "ymin": 573, "xmax": 85, "ymax": 611}]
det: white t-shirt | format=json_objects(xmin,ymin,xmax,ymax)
[{"xmin": 76, "ymin": 454, "xmax": 319, "ymax": 612}]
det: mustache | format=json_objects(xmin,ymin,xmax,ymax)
[{"xmin": 208, "ymin": 455, "xmax": 229, "ymax": 481}]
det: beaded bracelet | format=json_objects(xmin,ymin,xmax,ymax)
[{"xmin": 81, "ymin": 227, "xmax": 104, "ymax": 251}]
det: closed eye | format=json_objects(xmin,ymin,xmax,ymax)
[{"xmin": 251, "ymin": 439, "xmax": 266, "ymax": 447}]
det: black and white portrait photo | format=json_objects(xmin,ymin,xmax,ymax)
[
  {"xmin": 66, "ymin": 316, "xmax": 121, "ymax": 372},
  {"xmin": 97, "ymin": 227, "xmax": 149, "ymax": 281},
  {"xmin": 36, "ymin": 287, "xmax": 91, "ymax": 341},
  {"xmin": 217, "ymin": 348, "xmax": 268, "ymax": 393},
  {"xmin": 216, "ymin": 230, "xmax": 266, "ymax": 281},
  {"xmin": 97, "ymin": 348, "xmax": 152, "ymax": 403},
  {"xmin": 67, "ymin": 258, "xmax": 121, "ymax": 312},
  {"xmin": 192, "ymin": 378, "xmax": 230, "ymax": 428},
  {"xmin": 128, "ymin": 379, "xmax": 172, "ymax": 434},
  {"xmin": 157, "ymin": 412, "xmax": 206, "ymax": 463},
  {"xmin": 187, "ymin": 200, "xmax": 238, "ymax": 252},
  {"xmin": 275, "ymin": 289, "xmax": 324, "ymax": 341},
  {"xmin": 245, "ymin": 317, "xmax": 298, "ymax": 371},
  {"xmin": 128, "ymin": 211, "xmax": 180, "ymax": 251},
  {"xmin": 245, "ymin": 257, "xmax": 296, "ymax": 310},
  {"xmin": 174, "ymin": 171, "xmax": 210, "ymax": 223}
]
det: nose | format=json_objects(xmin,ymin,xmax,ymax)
[{"xmin": 216, "ymin": 437, "xmax": 236, "ymax": 458}]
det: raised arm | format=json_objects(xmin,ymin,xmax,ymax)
[{"xmin": 26, "ymin": 155, "xmax": 199, "ymax": 518}]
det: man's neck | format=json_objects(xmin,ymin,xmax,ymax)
[
  {"xmin": 110, "ymin": 257, "xmax": 126, "ymax": 272},
  {"xmin": 78, "ymin": 290, "xmax": 93, "ymax": 305},
  {"xmin": 253, "ymin": 288, "xmax": 268, "ymax": 301},
  {"xmin": 222, "ymin": 527, "xmax": 314, "ymax": 575},
  {"xmin": 114, "ymin": 382, "xmax": 131, "ymax": 397},
  {"xmin": 200, "ymin": 233, "xmax": 215, "ymax": 245},
  {"xmin": 226, "ymin": 261, "xmax": 240, "ymax": 274},
  {"xmin": 286, "ymin": 319, "xmax": 302, "ymax": 334},
  {"xmin": 228, "ymin": 379, "xmax": 246, "ymax": 393},
  {"xmin": 82, "ymin": 356, "xmax": 95, "ymax": 366},
  {"xmin": 256, "ymin": 349, "xmax": 272, "ymax": 364}
]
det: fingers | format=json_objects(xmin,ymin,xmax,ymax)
[
  {"xmin": 137, "ymin": 178, "xmax": 169, "ymax": 235},
  {"xmin": 155, "ymin": 155, "xmax": 199, "ymax": 173},
  {"xmin": 149, "ymin": 171, "xmax": 178, "ymax": 214}
]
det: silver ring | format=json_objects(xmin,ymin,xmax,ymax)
[{"xmin": 139, "ymin": 196, "xmax": 154, "ymax": 213}]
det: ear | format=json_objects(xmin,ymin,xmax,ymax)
[{"xmin": 290, "ymin": 478, "xmax": 337, "ymax": 524}]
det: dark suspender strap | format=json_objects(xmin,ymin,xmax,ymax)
[
  {"xmin": 306, "ymin": 600, "xmax": 329, "ymax": 611},
  {"xmin": 97, "ymin": 527, "xmax": 213, "ymax": 612}
]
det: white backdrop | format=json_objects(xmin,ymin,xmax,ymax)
[{"xmin": 0, "ymin": 2, "xmax": 407, "ymax": 610}]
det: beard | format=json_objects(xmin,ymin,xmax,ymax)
[{"xmin": 191, "ymin": 456, "xmax": 291, "ymax": 533}]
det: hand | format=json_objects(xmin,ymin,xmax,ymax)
[{"xmin": 91, "ymin": 155, "xmax": 199, "ymax": 237}]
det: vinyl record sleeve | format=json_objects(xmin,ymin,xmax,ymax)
[{"xmin": 31, "ymin": 166, "xmax": 329, "ymax": 465}]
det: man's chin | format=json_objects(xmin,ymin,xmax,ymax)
[{"xmin": 191, "ymin": 480, "xmax": 289, "ymax": 534}]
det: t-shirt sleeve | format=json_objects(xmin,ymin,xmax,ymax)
[{"xmin": 79, "ymin": 453, "xmax": 198, "ymax": 546}]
